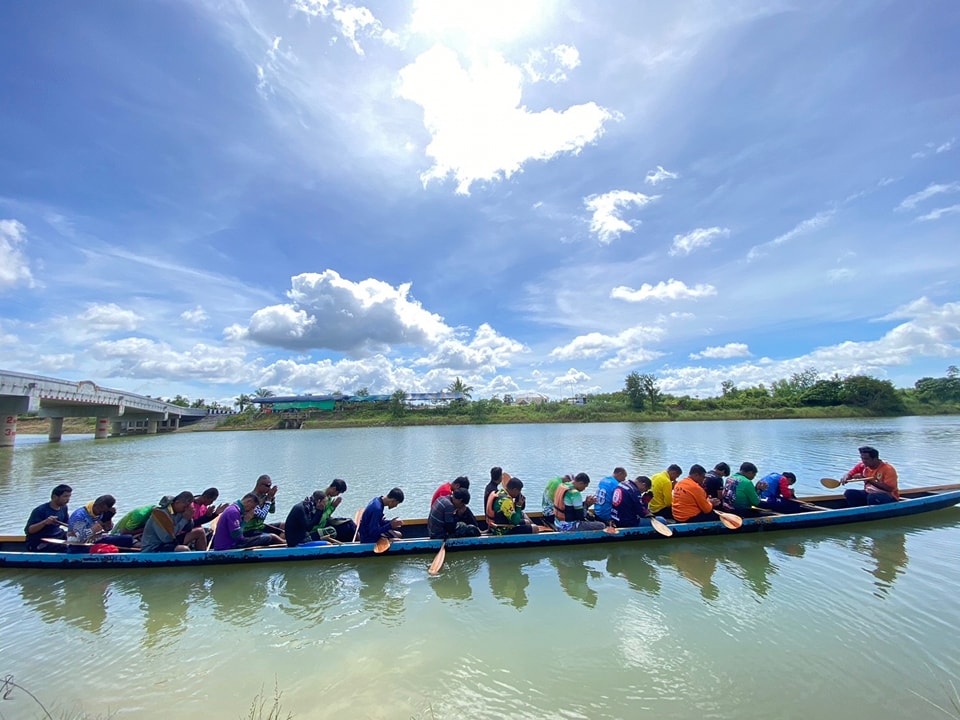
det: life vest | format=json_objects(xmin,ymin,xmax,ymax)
[
  {"xmin": 553, "ymin": 483, "xmax": 571, "ymax": 521},
  {"xmin": 553, "ymin": 483, "xmax": 586, "ymax": 522}
]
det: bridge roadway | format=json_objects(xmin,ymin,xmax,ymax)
[{"xmin": 0, "ymin": 369, "xmax": 207, "ymax": 448}]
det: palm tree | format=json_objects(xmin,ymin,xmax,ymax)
[
  {"xmin": 235, "ymin": 393, "xmax": 252, "ymax": 412},
  {"xmin": 447, "ymin": 377, "xmax": 474, "ymax": 400},
  {"xmin": 254, "ymin": 387, "xmax": 275, "ymax": 398}
]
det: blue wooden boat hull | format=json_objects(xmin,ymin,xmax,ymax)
[{"xmin": 2, "ymin": 484, "xmax": 958, "ymax": 569}]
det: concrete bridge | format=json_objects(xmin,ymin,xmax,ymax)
[{"xmin": 0, "ymin": 370, "xmax": 208, "ymax": 448}]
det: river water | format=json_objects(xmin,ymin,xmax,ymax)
[{"xmin": 1, "ymin": 417, "xmax": 959, "ymax": 719}]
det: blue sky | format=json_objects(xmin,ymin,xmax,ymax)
[{"xmin": 1, "ymin": 0, "xmax": 958, "ymax": 404}]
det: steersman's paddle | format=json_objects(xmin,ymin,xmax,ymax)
[{"xmin": 821, "ymin": 477, "xmax": 866, "ymax": 489}]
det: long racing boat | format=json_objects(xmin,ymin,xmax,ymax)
[{"xmin": 1, "ymin": 484, "xmax": 958, "ymax": 569}]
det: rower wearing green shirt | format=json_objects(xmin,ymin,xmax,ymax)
[{"xmin": 724, "ymin": 462, "xmax": 764, "ymax": 517}]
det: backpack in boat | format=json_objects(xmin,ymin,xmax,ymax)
[{"xmin": 722, "ymin": 477, "xmax": 741, "ymax": 509}]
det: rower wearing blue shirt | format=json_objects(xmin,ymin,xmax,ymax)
[
  {"xmin": 611, "ymin": 475, "xmax": 654, "ymax": 528},
  {"xmin": 592, "ymin": 467, "xmax": 626, "ymax": 522},
  {"xmin": 358, "ymin": 487, "xmax": 404, "ymax": 543}
]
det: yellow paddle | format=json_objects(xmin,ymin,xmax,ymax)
[{"xmin": 428, "ymin": 541, "xmax": 446, "ymax": 575}]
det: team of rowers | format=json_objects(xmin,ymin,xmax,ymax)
[{"xmin": 21, "ymin": 444, "xmax": 898, "ymax": 553}]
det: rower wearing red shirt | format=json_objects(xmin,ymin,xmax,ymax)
[{"xmin": 430, "ymin": 476, "xmax": 470, "ymax": 508}]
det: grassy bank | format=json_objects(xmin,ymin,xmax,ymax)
[{"xmin": 15, "ymin": 401, "xmax": 960, "ymax": 435}]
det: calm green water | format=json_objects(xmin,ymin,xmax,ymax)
[{"xmin": 2, "ymin": 417, "xmax": 960, "ymax": 719}]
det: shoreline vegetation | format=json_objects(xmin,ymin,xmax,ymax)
[{"xmin": 14, "ymin": 367, "xmax": 960, "ymax": 435}]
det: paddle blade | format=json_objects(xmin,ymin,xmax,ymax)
[
  {"xmin": 374, "ymin": 537, "xmax": 391, "ymax": 554},
  {"xmin": 603, "ymin": 525, "xmax": 619, "ymax": 535},
  {"xmin": 716, "ymin": 511, "xmax": 743, "ymax": 530},
  {"xmin": 820, "ymin": 477, "xmax": 842, "ymax": 489},
  {"xmin": 151, "ymin": 508, "xmax": 175, "ymax": 536},
  {"xmin": 428, "ymin": 542, "xmax": 446, "ymax": 576},
  {"xmin": 650, "ymin": 517, "xmax": 673, "ymax": 537}
]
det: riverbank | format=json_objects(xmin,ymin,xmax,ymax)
[{"xmin": 16, "ymin": 403, "xmax": 960, "ymax": 434}]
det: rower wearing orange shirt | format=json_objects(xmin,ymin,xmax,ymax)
[
  {"xmin": 671, "ymin": 464, "xmax": 720, "ymax": 523},
  {"xmin": 841, "ymin": 446, "xmax": 899, "ymax": 506}
]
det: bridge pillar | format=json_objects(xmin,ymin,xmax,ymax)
[
  {"xmin": 111, "ymin": 421, "xmax": 122, "ymax": 436},
  {"xmin": 173, "ymin": 416, "xmax": 180, "ymax": 430},
  {"xmin": 147, "ymin": 419, "xmax": 158, "ymax": 435},
  {"xmin": 48, "ymin": 417, "xmax": 64, "ymax": 442},
  {"xmin": 1, "ymin": 414, "xmax": 16, "ymax": 448},
  {"xmin": 95, "ymin": 417, "xmax": 110, "ymax": 440}
]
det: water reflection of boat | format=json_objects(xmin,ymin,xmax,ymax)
[
  {"xmin": 550, "ymin": 554, "xmax": 602, "ymax": 608},
  {"xmin": 2, "ymin": 486, "xmax": 957, "ymax": 570},
  {"xmin": 430, "ymin": 554, "xmax": 483, "ymax": 603},
  {"xmin": 719, "ymin": 542, "xmax": 776, "ymax": 599},
  {"xmin": 663, "ymin": 549, "xmax": 720, "ymax": 601},
  {"xmin": 354, "ymin": 561, "xmax": 407, "ymax": 625},
  {"xmin": 605, "ymin": 547, "xmax": 661, "ymax": 595},
  {"xmin": 487, "ymin": 554, "xmax": 538, "ymax": 610},
  {"xmin": 17, "ymin": 574, "xmax": 110, "ymax": 633}
]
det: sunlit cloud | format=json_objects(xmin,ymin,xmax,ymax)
[{"xmin": 398, "ymin": 45, "xmax": 614, "ymax": 194}]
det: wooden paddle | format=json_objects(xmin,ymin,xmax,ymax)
[
  {"xmin": 428, "ymin": 541, "xmax": 446, "ymax": 575},
  {"xmin": 650, "ymin": 516, "xmax": 673, "ymax": 537},
  {"xmin": 373, "ymin": 536, "xmax": 391, "ymax": 554},
  {"xmin": 821, "ymin": 477, "xmax": 864, "ymax": 489},
  {"xmin": 715, "ymin": 511, "xmax": 743, "ymax": 530},
  {"xmin": 151, "ymin": 508, "xmax": 175, "ymax": 536},
  {"xmin": 350, "ymin": 509, "xmax": 363, "ymax": 543}
]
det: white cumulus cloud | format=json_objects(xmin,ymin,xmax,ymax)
[
  {"xmin": 237, "ymin": 270, "xmax": 452, "ymax": 354},
  {"xmin": 689, "ymin": 343, "xmax": 752, "ymax": 360},
  {"xmin": 398, "ymin": 45, "xmax": 614, "ymax": 194},
  {"xmin": 611, "ymin": 279, "xmax": 716, "ymax": 302},
  {"xmin": 413, "ymin": 323, "xmax": 526, "ymax": 372},
  {"xmin": 670, "ymin": 226, "xmax": 729, "ymax": 256},
  {"xmin": 549, "ymin": 325, "xmax": 665, "ymax": 369},
  {"xmin": 181, "ymin": 306, "xmax": 210, "ymax": 327},
  {"xmin": 584, "ymin": 190, "xmax": 659, "ymax": 244},
  {"xmin": 76, "ymin": 303, "xmax": 143, "ymax": 332}
]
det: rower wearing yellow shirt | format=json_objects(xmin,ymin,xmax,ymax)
[{"xmin": 648, "ymin": 464, "xmax": 682, "ymax": 520}]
